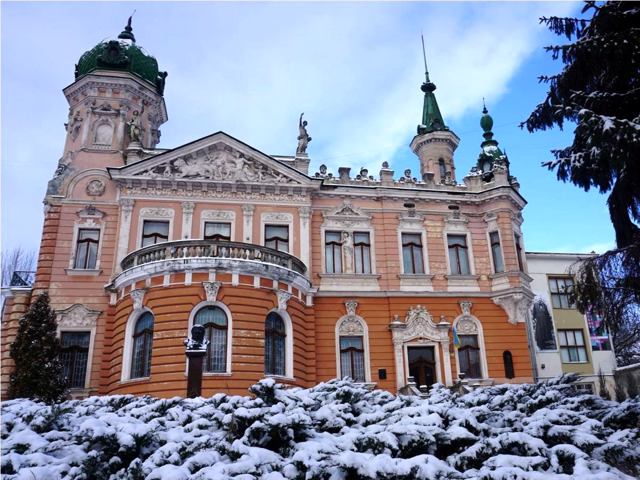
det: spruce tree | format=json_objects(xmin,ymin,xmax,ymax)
[
  {"xmin": 8, "ymin": 292, "xmax": 68, "ymax": 403},
  {"xmin": 523, "ymin": 1, "xmax": 640, "ymax": 362}
]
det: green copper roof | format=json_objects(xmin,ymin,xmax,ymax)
[
  {"xmin": 476, "ymin": 103, "xmax": 509, "ymax": 174},
  {"xmin": 74, "ymin": 19, "xmax": 167, "ymax": 95},
  {"xmin": 416, "ymin": 69, "xmax": 448, "ymax": 135}
]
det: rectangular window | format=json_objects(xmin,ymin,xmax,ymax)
[
  {"xmin": 141, "ymin": 220, "xmax": 169, "ymax": 247},
  {"xmin": 204, "ymin": 222, "xmax": 231, "ymax": 241},
  {"xmin": 458, "ymin": 334, "xmax": 482, "ymax": 378},
  {"xmin": 265, "ymin": 224, "xmax": 289, "ymax": 253},
  {"xmin": 60, "ymin": 331, "xmax": 90, "ymax": 389},
  {"xmin": 447, "ymin": 234, "xmax": 470, "ymax": 275},
  {"xmin": 574, "ymin": 383, "xmax": 594, "ymax": 394},
  {"xmin": 489, "ymin": 231, "xmax": 504, "ymax": 273},
  {"xmin": 402, "ymin": 233, "xmax": 424, "ymax": 274},
  {"xmin": 74, "ymin": 228, "xmax": 100, "ymax": 269},
  {"xmin": 549, "ymin": 277, "xmax": 575, "ymax": 309},
  {"xmin": 325, "ymin": 231, "xmax": 343, "ymax": 273},
  {"xmin": 558, "ymin": 329, "xmax": 588, "ymax": 363},
  {"xmin": 353, "ymin": 232, "xmax": 371, "ymax": 274},
  {"xmin": 340, "ymin": 336, "xmax": 365, "ymax": 382},
  {"xmin": 514, "ymin": 233, "xmax": 524, "ymax": 271}
]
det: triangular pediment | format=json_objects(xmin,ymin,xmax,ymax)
[{"xmin": 109, "ymin": 132, "xmax": 316, "ymax": 186}]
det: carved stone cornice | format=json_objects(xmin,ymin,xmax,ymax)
[
  {"xmin": 203, "ymin": 281, "xmax": 222, "ymax": 302},
  {"xmin": 493, "ymin": 293, "xmax": 532, "ymax": 325},
  {"xmin": 130, "ymin": 289, "xmax": 146, "ymax": 310},
  {"xmin": 140, "ymin": 207, "xmax": 174, "ymax": 218},
  {"xmin": 389, "ymin": 305, "xmax": 450, "ymax": 345},
  {"xmin": 276, "ymin": 290, "xmax": 292, "ymax": 311},
  {"xmin": 202, "ymin": 210, "xmax": 235, "ymax": 221},
  {"xmin": 57, "ymin": 304, "xmax": 101, "ymax": 328}
]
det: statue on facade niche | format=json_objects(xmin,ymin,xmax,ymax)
[
  {"xmin": 342, "ymin": 231, "xmax": 353, "ymax": 273},
  {"xmin": 127, "ymin": 105, "xmax": 144, "ymax": 143},
  {"xmin": 296, "ymin": 112, "xmax": 312, "ymax": 155}
]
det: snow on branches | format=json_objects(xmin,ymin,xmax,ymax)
[{"xmin": 2, "ymin": 376, "xmax": 639, "ymax": 479}]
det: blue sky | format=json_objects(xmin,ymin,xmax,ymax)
[{"xmin": 1, "ymin": 1, "xmax": 615, "ymax": 255}]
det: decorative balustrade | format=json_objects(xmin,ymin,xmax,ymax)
[
  {"xmin": 9, "ymin": 271, "xmax": 36, "ymax": 287},
  {"xmin": 121, "ymin": 240, "xmax": 307, "ymax": 275}
]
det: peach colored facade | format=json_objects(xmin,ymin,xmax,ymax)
[{"xmin": 1, "ymin": 28, "xmax": 536, "ymax": 399}]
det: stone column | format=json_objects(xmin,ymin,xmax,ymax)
[
  {"xmin": 181, "ymin": 202, "xmax": 195, "ymax": 239},
  {"xmin": 392, "ymin": 339, "xmax": 405, "ymax": 391},
  {"xmin": 115, "ymin": 199, "xmax": 135, "ymax": 273},
  {"xmin": 298, "ymin": 206, "xmax": 311, "ymax": 272},
  {"xmin": 242, "ymin": 204, "xmax": 255, "ymax": 243},
  {"xmin": 441, "ymin": 341, "xmax": 453, "ymax": 386}
]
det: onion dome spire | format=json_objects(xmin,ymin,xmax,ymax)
[
  {"xmin": 476, "ymin": 100, "xmax": 509, "ymax": 177},
  {"xmin": 417, "ymin": 35, "xmax": 447, "ymax": 135},
  {"xmin": 118, "ymin": 16, "xmax": 136, "ymax": 42}
]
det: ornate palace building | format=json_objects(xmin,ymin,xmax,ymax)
[{"xmin": 1, "ymin": 22, "xmax": 537, "ymax": 398}]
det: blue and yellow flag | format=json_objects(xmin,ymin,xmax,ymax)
[{"xmin": 452, "ymin": 325, "xmax": 461, "ymax": 348}]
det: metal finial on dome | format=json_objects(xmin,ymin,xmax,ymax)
[
  {"xmin": 482, "ymin": 97, "xmax": 488, "ymax": 115},
  {"xmin": 480, "ymin": 101, "xmax": 493, "ymax": 135},
  {"xmin": 118, "ymin": 13, "xmax": 136, "ymax": 42}
]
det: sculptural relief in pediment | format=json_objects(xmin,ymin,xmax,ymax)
[{"xmin": 134, "ymin": 146, "xmax": 296, "ymax": 184}]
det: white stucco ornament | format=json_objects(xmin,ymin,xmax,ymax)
[
  {"xmin": 86, "ymin": 179, "xmax": 106, "ymax": 197},
  {"xmin": 203, "ymin": 281, "xmax": 222, "ymax": 302},
  {"xmin": 57, "ymin": 304, "xmax": 101, "ymax": 328},
  {"xmin": 130, "ymin": 289, "xmax": 146, "ymax": 310},
  {"xmin": 493, "ymin": 293, "xmax": 532, "ymax": 325},
  {"xmin": 276, "ymin": 290, "xmax": 292, "ymax": 311}
]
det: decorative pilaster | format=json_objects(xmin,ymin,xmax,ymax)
[
  {"xmin": 181, "ymin": 202, "xmax": 195, "ymax": 239},
  {"xmin": 242, "ymin": 204, "xmax": 255, "ymax": 243},
  {"xmin": 298, "ymin": 206, "xmax": 311, "ymax": 272},
  {"xmin": 115, "ymin": 199, "xmax": 135, "ymax": 272}
]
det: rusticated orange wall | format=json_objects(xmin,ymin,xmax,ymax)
[
  {"xmin": 103, "ymin": 282, "xmax": 315, "ymax": 397},
  {"xmin": 314, "ymin": 296, "xmax": 533, "ymax": 391}
]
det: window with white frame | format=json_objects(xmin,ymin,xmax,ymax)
[
  {"xmin": 60, "ymin": 331, "xmax": 91, "ymax": 388},
  {"xmin": 353, "ymin": 232, "xmax": 371, "ymax": 274},
  {"xmin": 265, "ymin": 225, "xmax": 289, "ymax": 253},
  {"xmin": 74, "ymin": 228, "xmax": 100, "ymax": 269},
  {"xmin": 325, "ymin": 231, "xmax": 343, "ymax": 273},
  {"xmin": 489, "ymin": 231, "xmax": 504, "ymax": 273},
  {"xmin": 265, "ymin": 312, "xmax": 286, "ymax": 376},
  {"xmin": 402, "ymin": 233, "xmax": 424, "ymax": 274},
  {"xmin": 339, "ymin": 336, "xmax": 365, "ymax": 381},
  {"xmin": 558, "ymin": 329, "xmax": 588, "ymax": 363},
  {"xmin": 204, "ymin": 222, "xmax": 231, "ymax": 241},
  {"xmin": 574, "ymin": 383, "xmax": 594, "ymax": 394},
  {"xmin": 194, "ymin": 306, "xmax": 228, "ymax": 373},
  {"xmin": 131, "ymin": 312, "xmax": 154, "ymax": 378},
  {"xmin": 141, "ymin": 220, "xmax": 169, "ymax": 247},
  {"xmin": 447, "ymin": 234, "xmax": 470, "ymax": 275}
]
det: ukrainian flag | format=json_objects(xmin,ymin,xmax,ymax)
[{"xmin": 453, "ymin": 325, "xmax": 461, "ymax": 348}]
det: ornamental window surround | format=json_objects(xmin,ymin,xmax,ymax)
[
  {"xmin": 136, "ymin": 207, "xmax": 174, "ymax": 249},
  {"xmin": 68, "ymin": 205, "xmax": 106, "ymax": 274},
  {"xmin": 204, "ymin": 222, "xmax": 232, "ymax": 241},
  {"xmin": 187, "ymin": 296, "xmax": 233, "ymax": 376},
  {"xmin": 200, "ymin": 210, "xmax": 236, "ymax": 242},
  {"xmin": 261, "ymin": 212, "xmax": 294, "ymax": 254},
  {"xmin": 335, "ymin": 301, "xmax": 371, "ymax": 383},
  {"xmin": 453, "ymin": 306, "xmax": 488, "ymax": 380}
]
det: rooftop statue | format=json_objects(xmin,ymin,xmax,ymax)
[{"xmin": 296, "ymin": 112, "xmax": 312, "ymax": 155}]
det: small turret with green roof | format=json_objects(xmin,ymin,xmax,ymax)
[
  {"xmin": 475, "ymin": 102, "xmax": 509, "ymax": 180},
  {"xmin": 416, "ymin": 37, "xmax": 448, "ymax": 135},
  {"xmin": 74, "ymin": 17, "xmax": 168, "ymax": 95}
]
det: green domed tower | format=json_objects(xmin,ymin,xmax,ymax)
[
  {"xmin": 74, "ymin": 17, "xmax": 168, "ymax": 96},
  {"xmin": 52, "ymin": 17, "xmax": 169, "ymax": 186}
]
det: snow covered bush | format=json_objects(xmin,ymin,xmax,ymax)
[{"xmin": 2, "ymin": 376, "xmax": 639, "ymax": 479}]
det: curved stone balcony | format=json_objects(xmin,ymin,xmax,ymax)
[{"xmin": 112, "ymin": 240, "xmax": 310, "ymax": 292}]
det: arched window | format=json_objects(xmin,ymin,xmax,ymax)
[
  {"xmin": 265, "ymin": 312, "xmax": 286, "ymax": 376},
  {"xmin": 194, "ymin": 306, "xmax": 228, "ymax": 373},
  {"xmin": 503, "ymin": 351, "xmax": 515, "ymax": 379},
  {"xmin": 454, "ymin": 312, "xmax": 487, "ymax": 380},
  {"xmin": 438, "ymin": 158, "xmax": 446, "ymax": 179},
  {"xmin": 131, "ymin": 312, "xmax": 154, "ymax": 378},
  {"xmin": 339, "ymin": 336, "xmax": 365, "ymax": 381}
]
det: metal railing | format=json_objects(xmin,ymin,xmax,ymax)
[
  {"xmin": 120, "ymin": 240, "xmax": 307, "ymax": 275},
  {"xmin": 9, "ymin": 271, "xmax": 36, "ymax": 287}
]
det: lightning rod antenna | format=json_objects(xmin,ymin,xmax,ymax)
[{"xmin": 421, "ymin": 33, "xmax": 430, "ymax": 82}]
